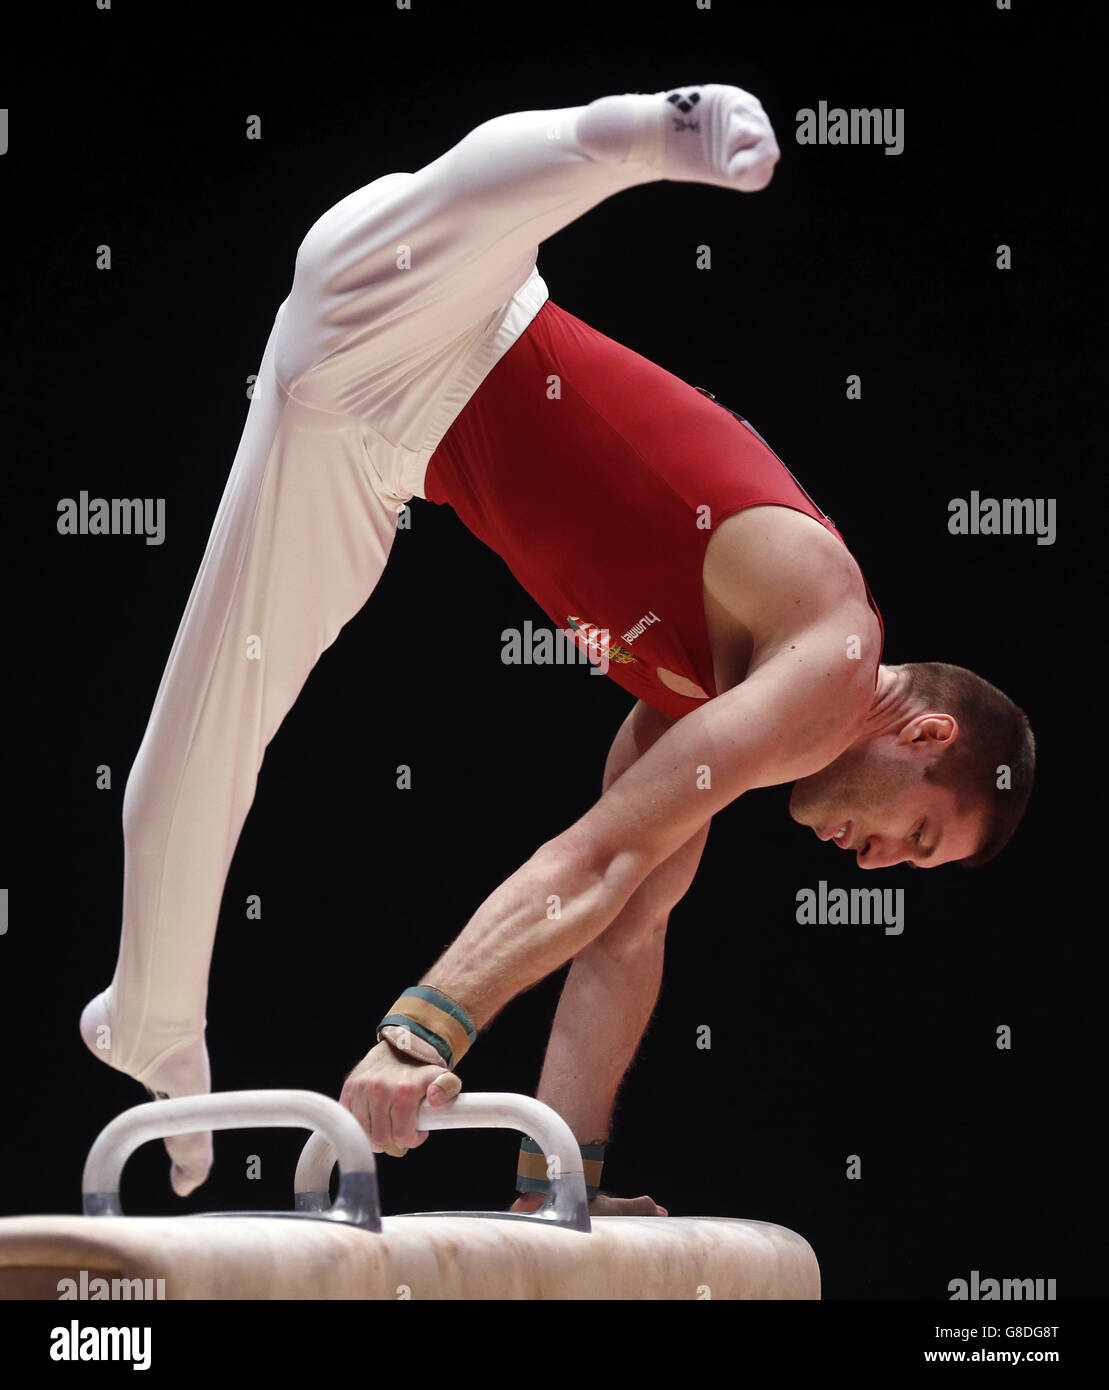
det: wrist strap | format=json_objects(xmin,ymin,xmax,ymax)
[
  {"xmin": 516, "ymin": 1136, "xmax": 607, "ymax": 1200},
  {"xmin": 377, "ymin": 985, "xmax": 476, "ymax": 1069}
]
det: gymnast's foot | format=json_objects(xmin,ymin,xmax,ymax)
[
  {"xmin": 80, "ymin": 990, "xmax": 213, "ymax": 1198},
  {"xmin": 511, "ymin": 1190, "xmax": 669, "ymax": 1217},
  {"xmin": 589, "ymin": 1191, "xmax": 669, "ymax": 1217}
]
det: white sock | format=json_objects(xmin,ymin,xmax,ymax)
[
  {"xmin": 576, "ymin": 83, "xmax": 780, "ymax": 193},
  {"xmin": 80, "ymin": 990, "xmax": 213, "ymax": 1197}
]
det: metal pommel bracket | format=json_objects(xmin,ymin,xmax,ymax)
[
  {"xmin": 296, "ymin": 1092, "xmax": 592, "ymax": 1233},
  {"xmin": 81, "ymin": 1089, "xmax": 590, "ymax": 1233},
  {"xmin": 82, "ymin": 1089, "xmax": 382, "ymax": 1231}
]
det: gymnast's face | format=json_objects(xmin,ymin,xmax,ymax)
[{"xmin": 788, "ymin": 731, "xmax": 986, "ymax": 870}]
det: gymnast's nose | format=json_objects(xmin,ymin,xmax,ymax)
[{"xmin": 855, "ymin": 836, "xmax": 905, "ymax": 869}]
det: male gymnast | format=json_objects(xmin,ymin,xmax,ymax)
[{"xmin": 80, "ymin": 82, "xmax": 1034, "ymax": 1214}]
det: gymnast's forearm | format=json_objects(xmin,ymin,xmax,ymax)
[
  {"xmin": 534, "ymin": 930, "xmax": 666, "ymax": 1144},
  {"xmin": 420, "ymin": 836, "xmax": 644, "ymax": 1033},
  {"xmin": 532, "ymin": 822, "xmax": 711, "ymax": 1135}
]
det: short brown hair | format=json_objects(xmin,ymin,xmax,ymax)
[{"xmin": 900, "ymin": 662, "xmax": 1035, "ymax": 868}]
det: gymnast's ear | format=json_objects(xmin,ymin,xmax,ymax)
[{"xmin": 898, "ymin": 713, "xmax": 959, "ymax": 748}]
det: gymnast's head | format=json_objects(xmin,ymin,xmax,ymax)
[{"xmin": 788, "ymin": 661, "xmax": 1035, "ymax": 870}]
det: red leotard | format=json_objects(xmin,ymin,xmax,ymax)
[{"xmin": 426, "ymin": 299, "xmax": 884, "ymax": 721}]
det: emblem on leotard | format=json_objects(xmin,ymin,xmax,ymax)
[
  {"xmin": 568, "ymin": 613, "xmax": 710, "ymax": 700},
  {"xmin": 566, "ymin": 615, "xmax": 639, "ymax": 666}
]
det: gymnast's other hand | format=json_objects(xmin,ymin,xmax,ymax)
[{"xmin": 340, "ymin": 1040, "xmax": 461, "ymax": 1156}]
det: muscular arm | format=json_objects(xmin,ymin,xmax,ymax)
[{"xmin": 422, "ymin": 617, "xmax": 874, "ymax": 1030}]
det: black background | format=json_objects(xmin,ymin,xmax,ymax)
[{"xmin": 0, "ymin": 0, "xmax": 1102, "ymax": 1308}]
